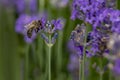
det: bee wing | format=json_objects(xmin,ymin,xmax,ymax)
[
  {"xmin": 24, "ymin": 23, "xmax": 31, "ymax": 29},
  {"xmin": 23, "ymin": 24, "xmax": 30, "ymax": 36}
]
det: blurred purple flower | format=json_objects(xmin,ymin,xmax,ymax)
[
  {"xmin": 113, "ymin": 59, "xmax": 120, "ymax": 75},
  {"xmin": 15, "ymin": 14, "xmax": 39, "ymax": 43},
  {"xmin": 0, "ymin": 0, "xmax": 15, "ymax": 8},
  {"xmin": 14, "ymin": 0, "xmax": 38, "ymax": 14},
  {"xmin": 68, "ymin": 54, "xmax": 79, "ymax": 71},
  {"xmin": 29, "ymin": 0, "xmax": 37, "ymax": 13},
  {"xmin": 15, "ymin": 0, "xmax": 25, "ymax": 14},
  {"xmin": 68, "ymin": 54, "xmax": 79, "ymax": 80}
]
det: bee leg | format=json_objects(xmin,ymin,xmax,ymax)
[{"xmin": 35, "ymin": 28, "xmax": 40, "ymax": 33}]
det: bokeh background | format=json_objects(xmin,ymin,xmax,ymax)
[{"xmin": 0, "ymin": 0, "xmax": 120, "ymax": 80}]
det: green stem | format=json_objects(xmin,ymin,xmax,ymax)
[
  {"xmin": 82, "ymin": 45, "xmax": 85, "ymax": 80},
  {"xmin": 38, "ymin": 0, "xmax": 45, "ymax": 80},
  {"xmin": 100, "ymin": 58, "xmax": 103, "ymax": 80},
  {"xmin": 79, "ymin": 58, "xmax": 81, "ymax": 80},
  {"xmin": 100, "ymin": 73, "xmax": 103, "ymax": 80},
  {"xmin": 48, "ymin": 35, "xmax": 52, "ymax": 80},
  {"xmin": 39, "ymin": 0, "xmax": 44, "ymax": 12},
  {"xmin": 57, "ymin": 31, "xmax": 63, "ymax": 72},
  {"xmin": 82, "ymin": 29, "xmax": 87, "ymax": 80},
  {"xmin": 25, "ymin": 45, "xmax": 29, "ymax": 80},
  {"xmin": 109, "ymin": 69, "xmax": 112, "ymax": 80},
  {"xmin": 109, "ymin": 51, "xmax": 112, "ymax": 80},
  {"xmin": 48, "ymin": 45, "xmax": 51, "ymax": 80},
  {"xmin": 116, "ymin": 0, "xmax": 119, "ymax": 9}
]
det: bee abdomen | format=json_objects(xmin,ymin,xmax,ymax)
[{"xmin": 27, "ymin": 28, "xmax": 33, "ymax": 38}]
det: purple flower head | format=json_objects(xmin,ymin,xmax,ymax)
[
  {"xmin": 69, "ymin": 24, "xmax": 92, "ymax": 58},
  {"xmin": 87, "ymin": 30, "xmax": 110, "ymax": 56},
  {"xmin": 84, "ymin": 7, "xmax": 118, "ymax": 56},
  {"xmin": 15, "ymin": 14, "xmax": 39, "ymax": 43},
  {"xmin": 71, "ymin": 0, "xmax": 106, "ymax": 22},
  {"xmin": 40, "ymin": 17, "xmax": 47, "ymax": 28},
  {"xmin": 71, "ymin": 0, "xmax": 85, "ymax": 20},
  {"xmin": 52, "ymin": 18, "xmax": 64, "ymax": 30},
  {"xmin": 71, "ymin": 0, "xmax": 120, "ymax": 35},
  {"xmin": 43, "ymin": 18, "xmax": 64, "ymax": 34}
]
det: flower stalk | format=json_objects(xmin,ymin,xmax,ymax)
[
  {"xmin": 25, "ymin": 45, "xmax": 30, "ymax": 80},
  {"xmin": 99, "ymin": 58, "xmax": 103, "ymax": 80},
  {"xmin": 109, "ymin": 51, "xmax": 112, "ymax": 80},
  {"xmin": 82, "ymin": 30, "xmax": 87, "ymax": 80},
  {"xmin": 48, "ymin": 35, "xmax": 52, "ymax": 80},
  {"xmin": 109, "ymin": 69, "xmax": 112, "ymax": 80},
  {"xmin": 79, "ymin": 58, "xmax": 81, "ymax": 80}
]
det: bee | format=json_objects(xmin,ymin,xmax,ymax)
[{"xmin": 25, "ymin": 20, "xmax": 43, "ymax": 38}]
